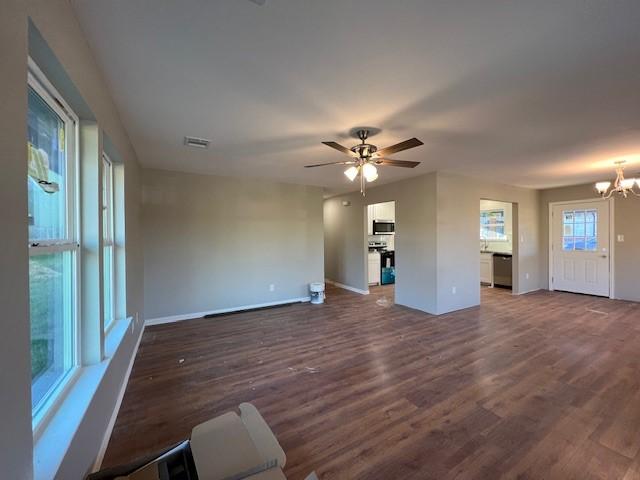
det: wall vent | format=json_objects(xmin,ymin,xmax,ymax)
[{"xmin": 184, "ymin": 136, "xmax": 211, "ymax": 149}]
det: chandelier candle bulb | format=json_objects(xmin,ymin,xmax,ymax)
[
  {"xmin": 620, "ymin": 178, "xmax": 636, "ymax": 190},
  {"xmin": 595, "ymin": 182, "xmax": 611, "ymax": 194}
]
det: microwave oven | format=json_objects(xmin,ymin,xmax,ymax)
[{"xmin": 373, "ymin": 220, "xmax": 394, "ymax": 235}]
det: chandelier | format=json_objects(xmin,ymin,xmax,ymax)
[{"xmin": 595, "ymin": 161, "xmax": 640, "ymax": 198}]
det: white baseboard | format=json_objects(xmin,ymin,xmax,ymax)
[
  {"xmin": 145, "ymin": 297, "xmax": 311, "ymax": 326},
  {"xmin": 92, "ymin": 321, "xmax": 146, "ymax": 472},
  {"xmin": 325, "ymin": 279, "xmax": 369, "ymax": 295},
  {"xmin": 514, "ymin": 288, "xmax": 542, "ymax": 296}
]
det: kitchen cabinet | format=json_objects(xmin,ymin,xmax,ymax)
[
  {"xmin": 480, "ymin": 252, "xmax": 494, "ymax": 286},
  {"xmin": 368, "ymin": 202, "xmax": 395, "ymax": 235},
  {"xmin": 374, "ymin": 202, "xmax": 395, "ymax": 221},
  {"xmin": 368, "ymin": 251, "xmax": 381, "ymax": 285}
]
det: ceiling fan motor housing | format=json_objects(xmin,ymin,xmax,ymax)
[{"xmin": 351, "ymin": 143, "xmax": 377, "ymax": 159}]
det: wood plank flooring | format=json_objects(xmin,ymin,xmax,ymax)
[{"xmin": 103, "ymin": 285, "xmax": 640, "ymax": 479}]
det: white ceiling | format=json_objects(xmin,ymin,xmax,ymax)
[{"xmin": 71, "ymin": 0, "xmax": 640, "ymax": 195}]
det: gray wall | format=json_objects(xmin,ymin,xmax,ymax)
[
  {"xmin": 436, "ymin": 172, "xmax": 541, "ymax": 313},
  {"xmin": 539, "ymin": 183, "xmax": 640, "ymax": 302},
  {"xmin": 324, "ymin": 173, "xmax": 439, "ymax": 313},
  {"xmin": 142, "ymin": 169, "xmax": 324, "ymax": 320},
  {"xmin": 0, "ymin": 1, "xmax": 32, "ymax": 478},
  {"xmin": 0, "ymin": 0, "xmax": 144, "ymax": 478},
  {"xmin": 324, "ymin": 172, "xmax": 541, "ymax": 315}
]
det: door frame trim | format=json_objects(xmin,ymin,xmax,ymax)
[{"xmin": 548, "ymin": 198, "xmax": 615, "ymax": 299}]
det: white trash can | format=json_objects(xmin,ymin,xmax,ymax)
[{"xmin": 309, "ymin": 282, "xmax": 325, "ymax": 304}]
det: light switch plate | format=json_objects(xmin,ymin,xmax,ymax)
[{"xmin": 617, "ymin": 234, "xmax": 625, "ymax": 242}]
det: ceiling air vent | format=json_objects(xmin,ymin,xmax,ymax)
[{"xmin": 184, "ymin": 136, "xmax": 211, "ymax": 149}]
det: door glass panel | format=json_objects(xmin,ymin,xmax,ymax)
[{"xmin": 562, "ymin": 209, "xmax": 598, "ymax": 251}]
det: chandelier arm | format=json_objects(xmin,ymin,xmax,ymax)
[{"xmin": 602, "ymin": 189, "xmax": 617, "ymax": 200}]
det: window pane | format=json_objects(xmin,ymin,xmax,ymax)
[
  {"xmin": 30, "ymin": 252, "xmax": 74, "ymax": 410},
  {"xmin": 562, "ymin": 209, "xmax": 599, "ymax": 252},
  {"xmin": 104, "ymin": 246, "xmax": 114, "ymax": 329},
  {"xmin": 563, "ymin": 237, "xmax": 575, "ymax": 250},
  {"xmin": 28, "ymin": 87, "xmax": 67, "ymax": 242}
]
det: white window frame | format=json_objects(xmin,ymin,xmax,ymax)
[
  {"xmin": 102, "ymin": 154, "xmax": 116, "ymax": 332},
  {"xmin": 28, "ymin": 58, "xmax": 82, "ymax": 436},
  {"xmin": 480, "ymin": 208, "xmax": 508, "ymax": 242}
]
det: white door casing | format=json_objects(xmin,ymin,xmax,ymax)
[{"xmin": 551, "ymin": 200, "xmax": 611, "ymax": 297}]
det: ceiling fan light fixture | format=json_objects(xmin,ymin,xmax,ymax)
[
  {"xmin": 362, "ymin": 163, "xmax": 378, "ymax": 182},
  {"xmin": 344, "ymin": 166, "xmax": 359, "ymax": 182}
]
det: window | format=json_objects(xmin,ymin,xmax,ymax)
[
  {"xmin": 102, "ymin": 155, "xmax": 115, "ymax": 331},
  {"xmin": 480, "ymin": 209, "xmax": 507, "ymax": 241},
  {"xmin": 563, "ymin": 209, "xmax": 598, "ymax": 251},
  {"xmin": 28, "ymin": 69, "xmax": 79, "ymax": 420}
]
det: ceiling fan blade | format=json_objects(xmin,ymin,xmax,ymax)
[
  {"xmin": 322, "ymin": 141, "xmax": 357, "ymax": 157},
  {"xmin": 374, "ymin": 158, "xmax": 421, "ymax": 168},
  {"xmin": 304, "ymin": 160, "xmax": 356, "ymax": 168},
  {"xmin": 373, "ymin": 138, "xmax": 424, "ymax": 157}
]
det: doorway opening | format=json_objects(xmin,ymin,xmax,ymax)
[
  {"xmin": 480, "ymin": 199, "xmax": 517, "ymax": 301},
  {"xmin": 367, "ymin": 201, "xmax": 395, "ymax": 306},
  {"xmin": 549, "ymin": 199, "xmax": 613, "ymax": 298}
]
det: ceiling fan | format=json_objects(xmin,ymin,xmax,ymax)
[{"xmin": 305, "ymin": 129, "xmax": 424, "ymax": 195}]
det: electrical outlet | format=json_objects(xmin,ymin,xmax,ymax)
[
  {"xmin": 269, "ymin": 284, "xmax": 275, "ymax": 292},
  {"xmin": 525, "ymin": 273, "xmax": 530, "ymax": 280},
  {"xmin": 452, "ymin": 286, "xmax": 457, "ymax": 294}
]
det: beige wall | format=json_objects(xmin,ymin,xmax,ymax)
[
  {"xmin": 324, "ymin": 172, "xmax": 541, "ymax": 315},
  {"xmin": 0, "ymin": 1, "xmax": 144, "ymax": 478},
  {"xmin": 539, "ymin": 183, "xmax": 640, "ymax": 302},
  {"xmin": 142, "ymin": 169, "xmax": 324, "ymax": 320}
]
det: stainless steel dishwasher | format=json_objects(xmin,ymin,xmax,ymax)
[{"xmin": 493, "ymin": 254, "xmax": 513, "ymax": 288}]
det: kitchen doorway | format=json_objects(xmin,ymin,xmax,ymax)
[
  {"xmin": 367, "ymin": 201, "xmax": 395, "ymax": 305},
  {"xmin": 480, "ymin": 199, "xmax": 517, "ymax": 300}
]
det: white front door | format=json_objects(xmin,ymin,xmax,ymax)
[{"xmin": 551, "ymin": 200, "xmax": 610, "ymax": 297}]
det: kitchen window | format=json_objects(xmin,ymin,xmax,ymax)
[
  {"xmin": 103, "ymin": 154, "xmax": 115, "ymax": 331},
  {"xmin": 28, "ymin": 66, "xmax": 80, "ymax": 424},
  {"xmin": 480, "ymin": 209, "xmax": 507, "ymax": 241}
]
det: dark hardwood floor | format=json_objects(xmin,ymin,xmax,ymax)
[{"xmin": 103, "ymin": 286, "xmax": 640, "ymax": 479}]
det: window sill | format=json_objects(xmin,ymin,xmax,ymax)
[{"xmin": 33, "ymin": 316, "xmax": 134, "ymax": 480}]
